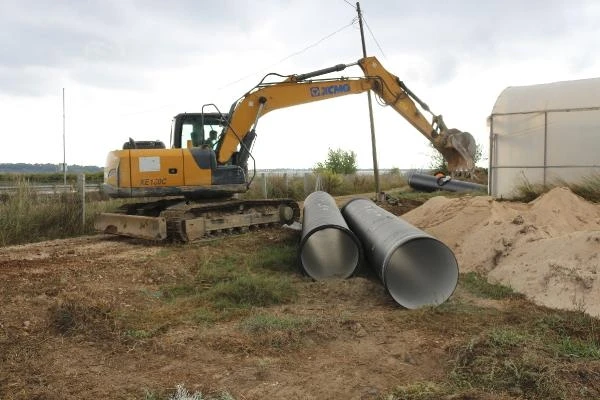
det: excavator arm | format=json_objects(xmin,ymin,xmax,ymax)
[
  {"xmin": 357, "ymin": 57, "xmax": 477, "ymax": 172},
  {"xmin": 216, "ymin": 56, "xmax": 476, "ymax": 172}
]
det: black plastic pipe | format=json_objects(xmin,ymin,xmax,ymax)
[
  {"xmin": 408, "ymin": 173, "xmax": 486, "ymax": 193},
  {"xmin": 341, "ymin": 198, "xmax": 458, "ymax": 308},
  {"xmin": 299, "ymin": 191, "xmax": 362, "ymax": 280}
]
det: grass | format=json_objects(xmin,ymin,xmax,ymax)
[
  {"xmin": 535, "ymin": 311, "xmax": 599, "ymax": 341},
  {"xmin": 159, "ymin": 241, "xmax": 299, "ymax": 322},
  {"xmin": 0, "ymin": 178, "xmax": 125, "ymax": 246},
  {"xmin": 48, "ymin": 298, "xmax": 120, "ymax": 340},
  {"xmin": 239, "ymin": 313, "xmax": 314, "ymax": 333},
  {"xmin": 207, "ymin": 274, "xmax": 296, "ymax": 310},
  {"xmin": 555, "ymin": 337, "xmax": 600, "ymax": 359},
  {"xmin": 460, "ymin": 272, "xmax": 521, "ymax": 300},
  {"xmin": 488, "ymin": 328, "xmax": 528, "ymax": 347},
  {"xmin": 420, "ymin": 308, "xmax": 600, "ymax": 399},
  {"xmin": 237, "ymin": 312, "xmax": 319, "ymax": 350},
  {"xmin": 448, "ymin": 328, "xmax": 566, "ymax": 399},
  {"xmin": 513, "ymin": 173, "xmax": 600, "ymax": 203},
  {"xmin": 384, "ymin": 278, "xmax": 600, "ymax": 399},
  {"xmin": 249, "ymin": 245, "xmax": 297, "ymax": 272},
  {"xmin": 243, "ymin": 170, "xmax": 408, "ymax": 200},
  {"xmin": 144, "ymin": 384, "xmax": 235, "ymax": 400},
  {"xmin": 387, "ymin": 381, "xmax": 447, "ymax": 400}
]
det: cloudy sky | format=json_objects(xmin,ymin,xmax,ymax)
[{"xmin": 1, "ymin": 0, "xmax": 599, "ymax": 170}]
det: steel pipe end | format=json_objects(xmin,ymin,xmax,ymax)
[
  {"xmin": 383, "ymin": 237, "xmax": 458, "ymax": 309},
  {"xmin": 300, "ymin": 226, "xmax": 361, "ymax": 280}
]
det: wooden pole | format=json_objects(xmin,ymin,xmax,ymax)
[{"xmin": 356, "ymin": 2, "xmax": 380, "ymax": 199}]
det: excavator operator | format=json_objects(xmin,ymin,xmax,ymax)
[{"xmin": 205, "ymin": 130, "xmax": 218, "ymax": 149}]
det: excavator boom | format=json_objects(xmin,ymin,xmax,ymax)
[{"xmin": 217, "ymin": 56, "xmax": 476, "ymax": 172}]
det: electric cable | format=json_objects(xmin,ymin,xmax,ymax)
[
  {"xmin": 363, "ymin": 15, "xmax": 386, "ymax": 59},
  {"xmin": 114, "ymin": 11, "xmax": 359, "ymax": 117},
  {"xmin": 217, "ymin": 17, "xmax": 358, "ymax": 90},
  {"xmin": 342, "ymin": 0, "xmax": 356, "ymax": 9}
]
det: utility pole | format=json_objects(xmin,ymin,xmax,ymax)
[
  {"xmin": 356, "ymin": 2, "xmax": 380, "ymax": 199},
  {"xmin": 62, "ymin": 88, "xmax": 66, "ymax": 188}
]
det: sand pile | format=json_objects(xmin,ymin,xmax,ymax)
[{"xmin": 402, "ymin": 187, "xmax": 600, "ymax": 316}]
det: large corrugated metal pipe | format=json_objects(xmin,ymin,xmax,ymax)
[
  {"xmin": 299, "ymin": 191, "xmax": 362, "ymax": 280},
  {"xmin": 341, "ymin": 198, "xmax": 458, "ymax": 308},
  {"xmin": 408, "ymin": 172, "xmax": 486, "ymax": 193}
]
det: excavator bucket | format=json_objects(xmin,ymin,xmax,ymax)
[{"xmin": 432, "ymin": 129, "xmax": 477, "ymax": 173}]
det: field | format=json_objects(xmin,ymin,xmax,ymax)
[{"xmin": 2, "ymin": 194, "xmax": 600, "ymax": 400}]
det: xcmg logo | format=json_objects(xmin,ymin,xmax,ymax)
[{"xmin": 310, "ymin": 84, "xmax": 351, "ymax": 97}]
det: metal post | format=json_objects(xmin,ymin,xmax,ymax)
[
  {"xmin": 304, "ymin": 173, "xmax": 310, "ymax": 196},
  {"xmin": 81, "ymin": 174, "xmax": 85, "ymax": 230},
  {"xmin": 356, "ymin": 2, "xmax": 380, "ymax": 198},
  {"xmin": 62, "ymin": 88, "xmax": 66, "ymax": 187},
  {"xmin": 262, "ymin": 173, "xmax": 267, "ymax": 198},
  {"xmin": 488, "ymin": 116, "xmax": 494, "ymax": 196}
]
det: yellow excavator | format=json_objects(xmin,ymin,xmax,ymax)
[{"xmin": 95, "ymin": 56, "xmax": 477, "ymax": 241}]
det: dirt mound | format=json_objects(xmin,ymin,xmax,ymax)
[{"xmin": 403, "ymin": 187, "xmax": 600, "ymax": 316}]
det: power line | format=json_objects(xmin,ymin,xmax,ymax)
[
  {"xmin": 114, "ymin": 16, "xmax": 359, "ymax": 118},
  {"xmin": 277, "ymin": 17, "xmax": 358, "ymax": 64},
  {"xmin": 218, "ymin": 17, "xmax": 358, "ymax": 90},
  {"xmin": 342, "ymin": 0, "xmax": 356, "ymax": 9},
  {"xmin": 363, "ymin": 15, "xmax": 386, "ymax": 59},
  {"xmin": 113, "ymin": 18, "xmax": 359, "ymax": 118}
]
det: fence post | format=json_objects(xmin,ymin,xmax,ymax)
[
  {"xmin": 77, "ymin": 173, "xmax": 86, "ymax": 230},
  {"xmin": 315, "ymin": 174, "xmax": 323, "ymax": 192},
  {"xmin": 303, "ymin": 173, "xmax": 310, "ymax": 196},
  {"xmin": 283, "ymin": 173, "xmax": 288, "ymax": 197},
  {"xmin": 262, "ymin": 173, "xmax": 267, "ymax": 198}
]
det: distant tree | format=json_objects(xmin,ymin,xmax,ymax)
[
  {"xmin": 388, "ymin": 166, "xmax": 401, "ymax": 176},
  {"xmin": 314, "ymin": 148, "xmax": 357, "ymax": 175}
]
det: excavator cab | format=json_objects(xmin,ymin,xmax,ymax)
[
  {"xmin": 172, "ymin": 113, "xmax": 227, "ymax": 149},
  {"xmin": 102, "ymin": 111, "xmax": 249, "ymax": 201}
]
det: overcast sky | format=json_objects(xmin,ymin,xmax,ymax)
[{"xmin": 1, "ymin": 0, "xmax": 599, "ymax": 170}]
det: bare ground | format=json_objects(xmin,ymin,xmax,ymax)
[{"xmin": 1, "ymin": 199, "xmax": 599, "ymax": 399}]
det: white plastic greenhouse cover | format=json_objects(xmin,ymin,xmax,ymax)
[
  {"xmin": 492, "ymin": 77, "xmax": 600, "ymax": 114},
  {"xmin": 489, "ymin": 77, "xmax": 600, "ymax": 198}
]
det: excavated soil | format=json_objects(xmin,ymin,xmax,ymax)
[
  {"xmin": 1, "ymin": 189, "xmax": 599, "ymax": 399},
  {"xmin": 403, "ymin": 187, "xmax": 600, "ymax": 316}
]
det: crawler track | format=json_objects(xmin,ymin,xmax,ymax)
[{"xmin": 96, "ymin": 198, "xmax": 300, "ymax": 242}]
